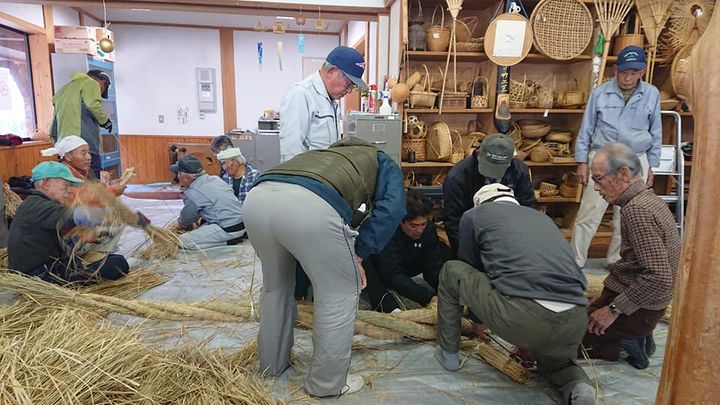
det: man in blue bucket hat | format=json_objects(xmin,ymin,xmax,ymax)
[{"xmin": 571, "ymin": 45, "xmax": 662, "ymax": 359}]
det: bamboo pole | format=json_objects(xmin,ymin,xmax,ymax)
[{"xmin": 656, "ymin": 8, "xmax": 720, "ymax": 403}]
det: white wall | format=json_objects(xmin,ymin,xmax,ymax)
[
  {"xmin": 368, "ymin": 21, "xmax": 377, "ymax": 87},
  {"xmin": 347, "ymin": 21, "xmax": 365, "ymax": 48},
  {"xmin": 233, "ymin": 31, "xmax": 338, "ymax": 131},
  {"xmin": 377, "ymin": 15, "xmax": 389, "ymax": 87},
  {"xmin": 0, "ymin": 3, "xmax": 44, "ymax": 27},
  {"xmin": 388, "ymin": 0, "xmax": 401, "ymax": 80},
  {"xmin": 113, "ymin": 26, "xmax": 224, "ymax": 136},
  {"xmin": 52, "ymin": 6, "xmax": 80, "ymax": 27}
]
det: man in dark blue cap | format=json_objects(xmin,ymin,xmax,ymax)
[
  {"xmin": 571, "ymin": 45, "xmax": 661, "ymax": 358},
  {"xmin": 278, "ymin": 46, "xmax": 368, "ymax": 162}
]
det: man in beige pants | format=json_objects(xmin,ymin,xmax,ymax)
[{"xmin": 571, "ymin": 46, "xmax": 661, "ymax": 267}]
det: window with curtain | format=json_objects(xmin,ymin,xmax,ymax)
[{"xmin": 0, "ymin": 24, "xmax": 36, "ymax": 138}]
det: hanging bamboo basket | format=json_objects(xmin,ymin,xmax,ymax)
[
  {"xmin": 427, "ymin": 5, "xmax": 451, "ymax": 52},
  {"xmin": 426, "ymin": 121, "xmax": 453, "ymax": 161},
  {"xmin": 470, "ymin": 76, "xmax": 489, "ymax": 109}
]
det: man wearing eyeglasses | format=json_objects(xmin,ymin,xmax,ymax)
[
  {"xmin": 571, "ymin": 45, "xmax": 661, "ymax": 269},
  {"xmin": 278, "ymin": 46, "xmax": 367, "ymax": 162},
  {"xmin": 581, "ymin": 143, "xmax": 679, "ymax": 370}
]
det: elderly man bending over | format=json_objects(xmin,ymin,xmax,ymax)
[
  {"xmin": 434, "ymin": 184, "xmax": 594, "ymax": 405},
  {"xmin": 582, "ymin": 143, "xmax": 680, "ymax": 369},
  {"xmin": 8, "ymin": 162, "xmax": 133, "ymax": 284},
  {"xmin": 172, "ymin": 156, "xmax": 245, "ymax": 250}
]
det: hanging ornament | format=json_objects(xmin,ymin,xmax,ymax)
[
  {"xmin": 253, "ymin": 4, "xmax": 267, "ymax": 31},
  {"xmin": 273, "ymin": 21, "xmax": 286, "ymax": 35},
  {"xmin": 277, "ymin": 41, "xmax": 284, "ymax": 71},
  {"xmin": 298, "ymin": 33, "xmax": 305, "ymax": 54},
  {"xmin": 257, "ymin": 42, "xmax": 263, "ymax": 72},
  {"xmin": 296, "ymin": 6, "xmax": 306, "ymax": 26},
  {"xmin": 315, "ymin": 6, "xmax": 326, "ymax": 31},
  {"xmin": 99, "ymin": 0, "xmax": 115, "ymax": 53}
]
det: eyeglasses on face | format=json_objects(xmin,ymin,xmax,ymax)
[{"xmin": 340, "ymin": 71, "xmax": 357, "ymax": 92}]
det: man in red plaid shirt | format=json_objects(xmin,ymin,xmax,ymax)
[{"xmin": 582, "ymin": 143, "xmax": 680, "ymax": 369}]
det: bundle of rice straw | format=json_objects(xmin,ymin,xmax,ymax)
[
  {"xmin": 0, "ymin": 305, "xmax": 281, "ymax": 404},
  {"xmin": 0, "ymin": 248, "xmax": 7, "ymax": 269},
  {"xmin": 2, "ymin": 183, "xmax": 22, "ymax": 219},
  {"xmin": 461, "ymin": 338, "xmax": 530, "ymax": 384}
]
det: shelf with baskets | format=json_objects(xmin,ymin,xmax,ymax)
[
  {"xmin": 401, "ymin": 162, "xmax": 455, "ymax": 168},
  {"xmin": 406, "ymin": 51, "xmax": 618, "ymax": 64},
  {"xmin": 405, "ymin": 108, "xmax": 493, "ymax": 114}
]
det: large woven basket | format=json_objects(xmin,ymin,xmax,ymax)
[
  {"xmin": 449, "ymin": 130, "xmax": 466, "ymax": 163},
  {"xmin": 402, "ymin": 138, "xmax": 426, "ymax": 161},
  {"xmin": 530, "ymin": 0, "xmax": 593, "ymax": 60},
  {"xmin": 448, "ymin": 16, "xmax": 478, "ymax": 43},
  {"xmin": 518, "ymin": 120, "xmax": 552, "ymax": 139},
  {"xmin": 613, "ymin": 34, "xmax": 644, "ymax": 55},
  {"xmin": 426, "ymin": 121, "xmax": 453, "ymax": 161},
  {"xmin": 408, "ymin": 0, "xmax": 426, "ymax": 51},
  {"xmin": 426, "ymin": 5, "xmax": 450, "ymax": 52},
  {"xmin": 555, "ymin": 79, "xmax": 585, "ymax": 108}
]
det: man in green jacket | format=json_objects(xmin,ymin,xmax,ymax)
[{"xmin": 50, "ymin": 70, "xmax": 113, "ymax": 179}]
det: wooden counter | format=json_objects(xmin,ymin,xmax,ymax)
[{"xmin": 0, "ymin": 140, "xmax": 55, "ymax": 178}]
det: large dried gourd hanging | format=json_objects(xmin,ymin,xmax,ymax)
[
  {"xmin": 636, "ymin": 0, "xmax": 674, "ymax": 84},
  {"xmin": 439, "ymin": 0, "xmax": 465, "ymax": 114},
  {"xmin": 594, "ymin": 0, "xmax": 634, "ymax": 83}
]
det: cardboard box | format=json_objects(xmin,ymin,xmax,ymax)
[
  {"xmin": 55, "ymin": 38, "xmax": 97, "ymax": 54},
  {"xmin": 55, "ymin": 26, "xmax": 114, "ymax": 43}
]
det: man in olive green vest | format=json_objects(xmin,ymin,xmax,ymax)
[{"xmin": 243, "ymin": 137, "xmax": 405, "ymax": 397}]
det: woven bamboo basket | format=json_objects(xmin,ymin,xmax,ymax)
[
  {"xmin": 426, "ymin": 121, "xmax": 453, "ymax": 161},
  {"xmin": 613, "ymin": 34, "xmax": 645, "ymax": 55},
  {"xmin": 402, "ymin": 138, "xmax": 427, "ymax": 161},
  {"xmin": 530, "ymin": 0, "xmax": 594, "ymax": 60},
  {"xmin": 559, "ymin": 172, "xmax": 579, "ymax": 198},
  {"xmin": 530, "ymin": 144, "xmax": 552, "ymax": 162},
  {"xmin": 408, "ymin": 0, "xmax": 427, "ymax": 51},
  {"xmin": 405, "ymin": 70, "xmax": 422, "ymax": 89},
  {"xmin": 545, "ymin": 130, "xmax": 573, "ymax": 143},
  {"xmin": 448, "ymin": 16, "xmax": 478, "ymax": 43},
  {"xmin": 456, "ymin": 37, "xmax": 484, "ymax": 52},
  {"xmin": 533, "ymin": 86, "xmax": 555, "ymax": 109},
  {"xmin": 510, "ymin": 78, "xmax": 531, "ymax": 104},
  {"xmin": 537, "ymin": 181, "xmax": 559, "ymax": 196},
  {"xmin": 426, "ymin": 5, "xmax": 450, "ymax": 52},
  {"xmin": 470, "ymin": 76, "xmax": 489, "ymax": 109},
  {"xmin": 509, "ymin": 101, "xmax": 527, "ymax": 109},
  {"xmin": 409, "ymin": 64, "xmax": 438, "ymax": 108},
  {"xmin": 441, "ymin": 91, "xmax": 469, "ymax": 109},
  {"xmin": 449, "ymin": 130, "xmax": 466, "ymax": 163},
  {"xmin": 546, "ymin": 141, "xmax": 572, "ymax": 157},
  {"xmin": 518, "ymin": 120, "xmax": 552, "ymax": 139},
  {"xmin": 555, "ymin": 79, "xmax": 585, "ymax": 108},
  {"xmin": 406, "ymin": 115, "xmax": 427, "ymax": 139},
  {"xmin": 463, "ymin": 120, "xmax": 486, "ymax": 156},
  {"xmin": 671, "ymin": 44, "xmax": 694, "ymax": 100},
  {"xmin": 507, "ymin": 122, "xmax": 523, "ymax": 149}
]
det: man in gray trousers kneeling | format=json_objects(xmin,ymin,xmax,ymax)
[
  {"xmin": 243, "ymin": 137, "xmax": 405, "ymax": 397},
  {"xmin": 435, "ymin": 183, "xmax": 596, "ymax": 404}
]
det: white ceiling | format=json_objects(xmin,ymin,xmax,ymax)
[{"xmin": 81, "ymin": 7, "xmax": 348, "ymax": 33}]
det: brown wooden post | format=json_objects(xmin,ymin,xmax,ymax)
[{"xmin": 655, "ymin": 8, "xmax": 720, "ymax": 404}]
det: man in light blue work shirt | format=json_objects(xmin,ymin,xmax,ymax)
[
  {"xmin": 278, "ymin": 46, "xmax": 368, "ymax": 162},
  {"xmin": 571, "ymin": 46, "xmax": 661, "ymax": 268}
]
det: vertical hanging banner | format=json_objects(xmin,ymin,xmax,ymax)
[
  {"xmin": 257, "ymin": 42, "xmax": 263, "ymax": 72},
  {"xmin": 277, "ymin": 41, "xmax": 284, "ymax": 71},
  {"xmin": 298, "ymin": 34, "xmax": 305, "ymax": 54}
]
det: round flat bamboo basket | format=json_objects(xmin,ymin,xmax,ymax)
[
  {"xmin": 671, "ymin": 44, "xmax": 694, "ymax": 100},
  {"xmin": 426, "ymin": 121, "xmax": 453, "ymax": 161},
  {"xmin": 530, "ymin": 0, "xmax": 593, "ymax": 60}
]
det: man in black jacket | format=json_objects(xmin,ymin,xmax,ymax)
[
  {"xmin": 442, "ymin": 133, "xmax": 535, "ymax": 254},
  {"xmin": 363, "ymin": 190, "xmax": 451, "ymax": 312}
]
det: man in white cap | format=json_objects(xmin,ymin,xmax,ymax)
[
  {"xmin": 278, "ymin": 46, "xmax": 368, "ymax": 162},
  {"xmin": 216, "ymin": 147, "xmax": 261, "ymax": 204},
  {"xmin": 443, "ymin": 133, "xmax": 536, "ymax": 256},
  {"xmin": 435, "ymin": 183, "xmax": 594, "ymax": 405},
  {"xmin": 8, "ymin": 161, "xmax": 134, "ymax": 284}
]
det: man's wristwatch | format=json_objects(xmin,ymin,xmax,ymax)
[{"xmin": 608, "ymin": 303, "xmax": 620, "ymax": 315}]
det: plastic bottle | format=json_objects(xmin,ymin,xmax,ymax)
[
  {"xmin": 368, "ymin": 84, "xmax": 377, "ymax": 114},
  {"xmin": 379, "ymin": 91, "xmax": 392, "ymax": 115}
]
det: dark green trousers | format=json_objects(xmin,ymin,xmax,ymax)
[{"xmin": 437, "ymin": 260, "xmax": 590, "ymax": 402}]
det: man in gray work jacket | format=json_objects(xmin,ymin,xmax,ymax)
[
  {"xmin": 435, "ymin": 184, "xmax": 595, "ymax": 405},
  {"xmin": 243, "ymin": 137, "xmax": 405, "ymax": 398},
  {"xmin": 171, "ymin": 156, "xmax": 245, "ymax": 250}
]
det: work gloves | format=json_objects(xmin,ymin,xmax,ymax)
[{"xmin": 101, "ymin": 119, "xmax": 113, "ymax": 133}]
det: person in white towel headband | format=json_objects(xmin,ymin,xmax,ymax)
[{"xmin": 41, "ymin": 136, "xmax": 92, "ymax": 179}]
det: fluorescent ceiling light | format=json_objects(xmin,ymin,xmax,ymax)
[
  {"xmin": 276, "ymin": 16, "xmax": 295, "ymax": 20},
  {"xmin": 131, "ymin": 8, "xmax": 152, "ymax": 11}
]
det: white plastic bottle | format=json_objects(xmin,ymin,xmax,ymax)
[{"xmin": 379, "ymin": 91, "xmax": 392, "ymax": 115}]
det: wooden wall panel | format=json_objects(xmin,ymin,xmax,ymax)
[
  {"xmin": 119, "ymin": 135, "xmax": 214, "ymax": 184},
  {"xmin": 0, "ymin": 141, "xmax": 55, "ymax": 179},
  {"xmin": 219, "ymin": 29, "xmax": 237, "ymax": 133}
]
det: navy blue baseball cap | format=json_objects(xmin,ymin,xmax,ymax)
[
  {"xmin": 326, "ymin": 46, "xmax": 368, "ymax": 90},
  {"xmin": 616, "ymin": 46, "xmax": 646, "ymax": 72}
]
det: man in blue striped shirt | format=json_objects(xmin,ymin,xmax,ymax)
[{"xmin": 571, "ymin": 46, "xmax": 661, "ymax": 268}]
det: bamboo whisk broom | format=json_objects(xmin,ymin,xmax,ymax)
[
  {"xmin": 636, "ymin": 0, "xmax": 674, "ymax": 84},
  {"xmin": 594, "ymin": 0, "xmax": 634, "ymax": 82},
  {"xmin": 439, "ymin": 0, "xmax": 465, "ymax": 114}
]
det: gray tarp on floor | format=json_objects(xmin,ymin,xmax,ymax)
[{"xmin": 81, "ymin": 191, "xmax": 668, "ymax": 403}]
